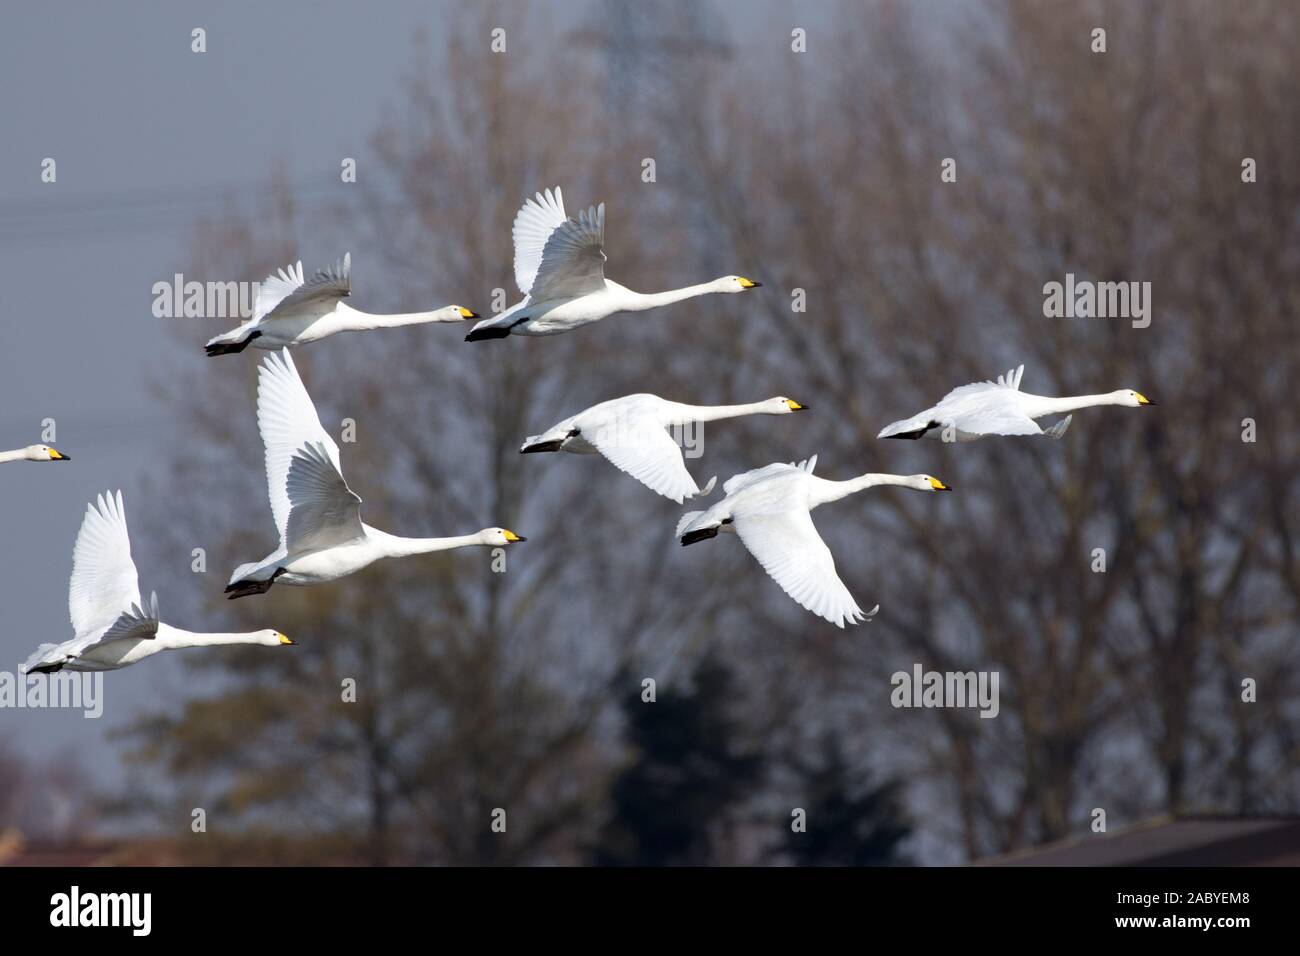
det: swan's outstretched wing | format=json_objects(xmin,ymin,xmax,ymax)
[
  {"xmin": 284, "ymin": 442, "xmax": 364, "ymax": 552},
  {"xmin": 722, "ymin": 455, "xmax": 816, "ymax": 496},
  {"xmin": 22, "ymin": 592, "xmax": 159, "ymax": 673},
  {"xmin": 249, "ymin": 260, "xmax": 305, "ymax": 323},
  {"xmin": 937, "ymin": 364, "xmax": 1025, "ymax": 404},
  {"xmin": 733, "ymin": 508, "xmax": 868, "ymax": 628},
  {"xmin": 256, "ymin": 254, "xmax": 351, "ymax": 322},
  {"xmin": 513, "ymin": 188, "xmax": 566, "ymax": 295},
  {"xmin": 943, "ymin": 394, "xmax": 1042, "ymax": 436},
  {"xmin": 67, "ymin": 491, "xmax": 145, "ymax": 639},
  {"xmin": 77, "ymin": 592, "xmax": 160, "ymax": 655},
  {"xmin": 512, "ymin": 188, "xmax": 606, "ymax": 300},
  {"xmin": 256, "ymin": 350, "xmax": 346, "ymax": 546},
  {"xmin": 586, "ymin": 416, "xmax": 702, "ymax": 503},
  {"xmin": 930, "ymin": 365, "xmax": 1042, "ymax": 436}
]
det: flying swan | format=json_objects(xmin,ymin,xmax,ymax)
[
  {"xmin": 205, "ymin": 253, "xmax": 479, "ymax": 355},
  {"xmin": 675, "ymin": 456, "xmax": 950, "ymax": 628},
  {"xmin": 878, "ymin": 364, "xmax": 1154, "ymax": 441},
  {"xmin": 21, "ymin": 491, "xmax": 291, "ymax": 674},
  {"xmin": 0, "ymin": 443, "xmax": 69, "ymax": 463},
  {"xmin": 466, "ymin": 187, "xmax": 760, "ymax": 341},
  {"xmin": 520, "ymin": 393, "xmax": 809, "ymax": 503},
  {"xmin": 226, "ymin": 349, "xmax": 525, "ymax": 598}
]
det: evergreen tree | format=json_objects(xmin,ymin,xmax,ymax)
[
  {"xmin": 783, "ymin": 734, "xmax": 911, "ymax": 866},
  {"xmin": 592, "ymin": 656, "xmax": 764, "ymax": 866}
]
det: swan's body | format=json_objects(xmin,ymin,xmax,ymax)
[
  {"xmin": 676, "ymin": 457, "xmax": 949, "ymax": 628},
  {"xmin": 21, "ymin": 491, "xmax": 290, "ymax": 674},
  {"xmin": 466, "ymin": 188, "xmax": 760, "ymax": 340},
  {"xmin": 878, "ymin": 364, "xmax": 1153, "ymax": 441},
  {"xmin": 226, "ymin": 350, "xmax": 524, "ymax": 597},
  {"xmin": 0, "ymin": 444, "xmax": 69, "ymax": 463},
  {"xmin": 521, "ymin": 393, "xmax": 808, "ymax": 503},
  {"xmin": 205, "ymin": 254, "xmax": 478, "ymax": 355}
]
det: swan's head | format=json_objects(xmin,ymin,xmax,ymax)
[
  {"xmin": 914, "ymin": 474, "xmax": 951, "ymax": 492},
  {"xmin": 443, "ymin": 305, "xmax": 480, "ymax": 321},
  {"xmin": 26, "ymin": 444, "xmax": 70, "ymax": 462},
  {"xmin": 717, "ymin": 275, "xmax": 762, "ymax": 293},
  {"xmin": 766, "ymin": 397, "xmax": 810, "ymax": 414},
  {"xmin": 1114, "ymin": 389, "xmax": 1155, "ymax": 407},
  {"xmin": 480, "ymin": 528, "xmax": 527, "ymax": 546},
  {"xmin": 253, "ymin": 630, "xmax": 295, "ymax": 647}
]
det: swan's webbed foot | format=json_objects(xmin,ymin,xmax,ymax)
[
  {"xmin": 465, "ymin": 326, "xmax": 511, "ymax": 342},
  {"xmin": 521, "ymin": 439, "xmax": 565, "ymax": 454},
  {"xmin": 466, "ymin": 317, "xmax": 529, "ymax": 342},
  {"xmin": 205, "ymin": 330, "xmax": 262, "ymax": 356},
  {"xmin": 882, "ymin": 420, "xmax": 939, "ymax": 440},
  {"xmin": 224, "ymin": 568, "xmax": 285, "ymax": 600},
  {"xmin": 680, "ymin": 526, "xmax": 720, "ymax": 546}
]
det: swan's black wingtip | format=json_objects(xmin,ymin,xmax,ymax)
[
  {"xmin": 224, "ymin": 578, "xmax": 275, "ymax": 599},
  {"xmin": 205, "ymin": 339, "xmax": 253, "ymax": 356}
]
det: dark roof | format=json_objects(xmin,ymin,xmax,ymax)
[{"xmin": 977, "ymin": 816, "xmax": 1300, "ymax": 867}]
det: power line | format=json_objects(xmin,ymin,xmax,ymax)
[{"xmin": 0, "ymin": 179, "xmax": 404, "ymax": 243}]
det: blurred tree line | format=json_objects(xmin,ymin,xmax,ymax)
[{"xmin": 115, "ymin": 0, "xmax": 1299, "ymax": 864}]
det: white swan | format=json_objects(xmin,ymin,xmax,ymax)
[
  {"xmin": 675, "ymin": 456, "xmax": 949, "ymax": 628},
  {"xmin": 205, "ymin": 254, "xmax": 478, "ymax": 355},
  {"xmin": 521, "ymin": 393, "xmax": 808, "ymax": 503},
  {"xmin": 226, "ymin": 349, "xmax": 525, "ymax": 598},
  {"xmin": 0, "ymin": 444, "xmax": 69, "ymax": 463},
  {"xmin": 878, "ymin": 364, "xmax": 1154, "ymax": 441},
  {"xmin": 466, "ymin": 187, "xmax": 760, "ymax": 340},
  {"xmin": 21, "ymin": 491, "xmax": 290, "ymax": 673}
]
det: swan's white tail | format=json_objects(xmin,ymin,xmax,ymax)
[
  {"xmin": 205, "ymin": 325, "xmax": 251, "ymax": 349},
  {"xmin": 675, "ymin": 511, "xmax": 708, "ymax": 539},
  {"xmin": 20, "ymin": 642, "xmax": 63, "ymax": 674},
  {"xmin": 227, "ymin": 561, "xmax": 264, "ymax": 586},
  {"xmin": 520, "ymin": 424, "xmax": 571, "ymax": 453},
  {"xmin": 877, "ymin": 414, "xmax": 932, "ymax": 439}
]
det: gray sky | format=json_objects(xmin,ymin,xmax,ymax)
[{"xmin": 0, "ymin": 0, "xmax": 492, "ymax": 782}]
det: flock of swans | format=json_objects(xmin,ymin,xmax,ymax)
[{"xmin": 9, "ymin": 186, "xmax": 1154, "ymax": 673}]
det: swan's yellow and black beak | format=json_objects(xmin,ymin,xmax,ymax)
[
  {"xmin": 928, "ymin": 477, "xmax": 951, "ymax": 491},
  {"xmin": 737, "ymin": 277, "xmax": 761, "ymax": 289},
  {"xmin": 1135, "ymin": 392, "xmax": 1155, "ymax": 405},
  {"xmin": 786, "ymin": 399, "xmax": 809, "ymax": 411},
  {"xmin": 278, "ymin": 633, "xmax": 295, "ymax": 646},
  {"xmin": 48, "ymin": 448, "xmax": 70, "ymax": 461},
  {"xmin": 504, "ymin": 530, "xmax": 527, "ymax": 543},
  {"xmin": 456, "ymin": 306, "xmax": 480, "ymax": 319}
]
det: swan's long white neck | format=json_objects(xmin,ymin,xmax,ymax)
[
  {"xmin": 1022, "ymin": 392, "xmax": 1125, "ymax": 417},
  {"xmin": 621, "ymin": 282, "xmax": 721, "ymax": 312},
  {"xmin": 809, "ymin": 473, "xmax": 917, "ymax": 507},
  {"xmin": 371, "ymin": 530, "xmax": 486, "ymax": 558},
  {"xmin": 664, "ymin": 401, "xmax": 779, "ymax": 425},
  {"xmin": 0, "ymin": 448, "xmax": 29, "ymax": 463},
  {"xmin": 155, "ymin": 624, "xmax": 267, "ymax": 649},
  {"xmin": 335, "ymin": 302, "xmax": 456, "ymax": 330}
]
